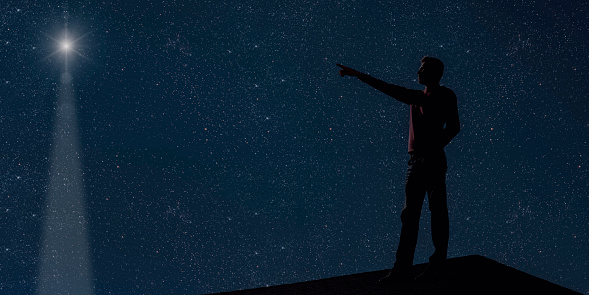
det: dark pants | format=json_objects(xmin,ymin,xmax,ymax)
[{"xmin": 394, "ymin": 151, "xmax": 449, "ymax": 269}]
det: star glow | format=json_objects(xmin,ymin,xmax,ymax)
[
  {"xmin": 42, "ymin": 28, "xmax": 91, "ymax": 70},
  {"xmin": 61, "ymin": 40, "xmax": 72, "ymax": 51}
]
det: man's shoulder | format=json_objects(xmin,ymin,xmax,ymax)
[
  {"xmin": 438, "ymin": 86, "xmax": 457, "ymax": 101},
  {"xmin": 439, "ymin": 85, "xmax": 455, "ymax": 94}
]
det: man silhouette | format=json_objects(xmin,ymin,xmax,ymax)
[{"xmin": 337, "ymin": 57, "xmax": 460, "ymax": 283}]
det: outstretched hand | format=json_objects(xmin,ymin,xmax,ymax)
[{"xmin": 336, "ymin": 64, "xmax": 361, "ymax": 77}]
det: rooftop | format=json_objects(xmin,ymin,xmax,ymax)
[{"xmin": 209, "ymin": 255, "xmax": 581, "ymax": 295}]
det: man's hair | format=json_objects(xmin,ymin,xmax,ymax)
[{"xmin": 421, "ymin": 56, "xmax": 444, "ymax": 82}]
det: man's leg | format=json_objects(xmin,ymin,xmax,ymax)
[
  {"xmin": 381, "ymin": 157, "xmax": 426, "ymax": 284},
  {"xmin": 413, "ymin": 153, "xmax": 449, "ymax": 283},
  {"xmin": 427, "ymin": 154, "xmax": 449, "ymax": 264},
  {"xmin": 394, "ymin": 157, "xmax": 427, "ymax": 269}
]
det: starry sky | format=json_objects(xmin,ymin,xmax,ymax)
[{"xmin": 1, "ymin": 0, "xmax": 587, "ymax": 294}]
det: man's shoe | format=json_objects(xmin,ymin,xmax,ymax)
[
  {"xmin": 379, "ymin": 266, "xmax": 413, "ymax": 285},
  {"xmin": 414, "ymin": 262, "xmax": 444, "ymax": 283}
]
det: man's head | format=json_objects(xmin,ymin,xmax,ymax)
[{"xmin": 417, "ymin": 56, "xmax": 444, "ymax": 86}]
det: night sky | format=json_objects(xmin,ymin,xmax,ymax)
[{"xmin": 1, "ymin": 0, "xmax": 587, "ymax": 294}]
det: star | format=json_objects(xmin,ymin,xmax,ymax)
[
  {"xmin": 41, "ymin": 28, "xmax": 90, "ymax": 69},
  {"xmin": 61, "ymin": 40, "xmax": 72, "ymax": 51}
]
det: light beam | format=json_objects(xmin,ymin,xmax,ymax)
[
  {"xmin": 38, "ymin": 13, "xmax": 94, "ymax": 294},
  {"xmin": 37, "ymin": 70, "xmax": 93, "ymax": 294}
]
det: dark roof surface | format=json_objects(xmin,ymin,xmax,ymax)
[{"xmin": 209, "ymin": 255, "xmax": 581, "ymax": 295}]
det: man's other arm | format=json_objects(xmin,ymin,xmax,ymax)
[{"xmin": 441, "ymin": 92, "xmax": 460, "ymax": 148}]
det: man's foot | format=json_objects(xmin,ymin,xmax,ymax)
[
  {"xmin": 379, "ymin": 266, "xmax": 413, "ymax": 285},
  {"xmin": 414, "ymin": 262, "xmax": 444, "ymax": 283}
]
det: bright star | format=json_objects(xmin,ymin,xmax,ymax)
[
  {"xmin": 42, "ymin": 28, "xmax": 91, "ymax": 70},
  {"xmin": 61, "ymin": 40, "xmax": 72, "ymax": 51}
]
